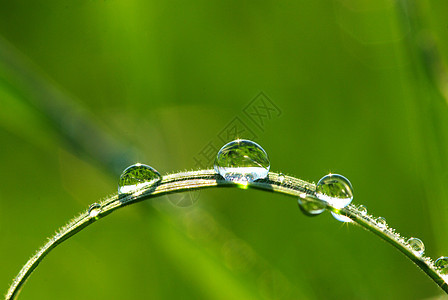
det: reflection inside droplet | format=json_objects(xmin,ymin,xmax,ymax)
[
  {"xmin": 88, "ymin": 203, "xmax": 102, "ymax": 218},
  {"xmin": 214, "ymin": 139, "xmax": 270, "ymax": 184},
  {"xmin": 118, "ymin": 163, "xmax": 162, "ymax": 195},
  {"xmin": 316, "ymin": 174, "xmax": 353, "ymax": 209},
  {"xmin": 407, "ymin": 237, "xmax": 425, "ymax": 256},
  {"xmin": 331, "ymin": 211, "xmax": 353, "ymax": 223},
  {"xmin": 297, "ymin": 194, "xmax": 326, "ymax": 217}
]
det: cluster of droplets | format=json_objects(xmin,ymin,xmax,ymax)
[
  {"xmin": 336, "ymin": 202, "xmax": 448, "ymax": 278},
  {"xmin": 297, "ymin": 173, "xmax": 354, "ymax": 222},
  {"xmin": 112, "ymin": 139, "xmax": 355, "ymax": 225},
  {"xmin": 212, "ymin": 138, "xmax": 356, "ymax": 223},
  {"xmin": 213, "ymin": 139, "xmax": 355, "ymax": 222},
  {"xmin": 93, "ymin": 139, "xmax": 448, "ymax": 280}
]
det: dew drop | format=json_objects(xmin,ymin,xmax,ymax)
[
  {"xmin": 376, "ymin": 217, "xmax": 387, "ymax": 229},
  {"xmin": 297, "ymin": 194, "xmax": 326, "ymax": 217},
  {"xmin": 435, "ymin": 257, "xmax": 448, "ymax": 275},
  {"xmin": 278, "ymin": 173, "xmax": 285, "ymax": 184},
  {"xmin": 88, "ymin": 203, "xmax": 102, "ymax": 218},
  {"xmin": 358, "ymin": 205, "xmax": 367, "ymax": 216},
  {"xmin": 214, "ymin": 139, "xmax": 270, "ymax": 183},
  {"xmin": 407, "ymin": 237, "xmax": 425, "ymax": 256},
  {"xmin": 331, "ymin": 211, "xmax": 352, "ymax": 223},
  {"xmin": 316, "ymin": 174, "xmax": 353, "ymax": 209},
  {"xmin": 118, "ymin": 163, "xmax": 162, "ymax": 195}
]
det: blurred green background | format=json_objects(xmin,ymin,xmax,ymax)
[{"xmin": 1, "ymin": 0, "xmax": 448, "ymax": 299}]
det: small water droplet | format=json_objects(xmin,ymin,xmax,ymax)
[
  {"xmin": 88, "ymin": 203, "xmax": 102, "ymax": 218},
  {"xmin": 358, "ymin": 205, "xmax": 367, "ymax": 216},
  {"xmin": 214, "ymin": 139, "xmax": 270, "ymax": 183},
  {"xmin": 316, "ymin": 174, "xmax": 353, "ymax": 209},
  {"xmin": 331, "ymin": 211, "xmax": 353, "ymax": 223},
  {"xmin": 297, "ymin": 195, "xmax": 326, "ymax": 217},
  {"xmin": 118, "ymin": 163, "xmax": 162, "ymax": 195},
  {"xmin": 278, "ymin": 173, "xmax": 285, "ymax": 184},
  {"xmin": 407, "ymin": 237, "xmax": 425, "ymax": 256},
  {"xmin": 376, "ymin": 217, "xmax": 387, "ymax": 229},
  {"xmin": 435, "ymin": 257, "xmax": 448, "ymax": 275}
]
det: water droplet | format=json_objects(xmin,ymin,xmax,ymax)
[
  {"xmin": 88, "ymin": 203, "xmax": 102, "ymax": 218},
  {"xmin": 435, "ymin": 257, "xmax": 448, "ymax": 275},
  {"xmin": 297, "ymin": 195, "xmax": 326, "ymax": 217},
  {"xmin": 278, "ymin": 173, "xmax": 285, "ymax": 184},
  {"xmin": 214, "ymin": 139, "xmax": 270, "ymax": 183},
  {"xmin": 316, "ymin": 174, "xmax": 353, "ymax": 209},
  {"xmin": 118, "ymin": 163, "xmax": 162, "ymax": 195},
  {"xmin": 331, "ymin": 211, "xmax": 352, "ymax": 223},
  {"xmin": 407, "ymin": 237, "xmax": 425, "ymax": 256},
  {"xmin": 358, "ymin": 205, "xmax": 367, "ymax": 216},
  {"xmin": 376, "ymin": 217, "xmax": 387, "ymax": 229}
]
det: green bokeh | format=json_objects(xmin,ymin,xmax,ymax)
[{"xmin": 0, "ymin": 0, "xmax": 447, "ymax": 299}]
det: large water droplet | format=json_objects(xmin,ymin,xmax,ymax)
[
  {"xmin": 331, "ymin": 211, "xmax": 353, "ymax": 223},
  {"xmin": 214, "ymin": 139, "xmax": 270, "ymax": 183},
  {"xmin": 407, "ymin": 237, "xmax": 425, "ymax": 256},
  {"xmin": 435, "ymin": 257, "xmax": 448, "ymax": 275},
  {"xmin": 376, "ymin": 217, "xmax": 387, "ymax": 229},
  {"xmin": 88, "ymin": 203, "xmax": 102, "ymax": 218},
  {"xmin": 316, "ymin": 174, "xmax": 353, "ymax": 209},
  {"xmin": 297, "ymin": 194, "xmax": 326, "ymax": 217},
  {"xmin": 118, "ymin": 163, "xmax": 162, "ymax": 195}
]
